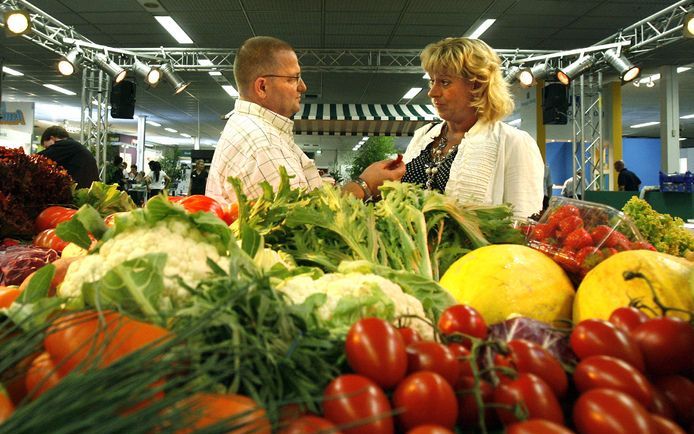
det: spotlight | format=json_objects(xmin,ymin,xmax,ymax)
[
  {"xmin": 58, "ymin": 48, "xmax": 82, "ymax": 76},
  {"xmin": 4, "ymin": 10, "xmax": 31, "ymax": 36},
  {"xmin": 530, "ymin": 63, "xmax": 553, "ymax": 82},
  {"xmin": 557, "ymin": 56, "xmax": 594, "ymax": 85},
  {"xmin": 603, "ymin": 49, "xmax": 640, "ymax": 83},
  {"xmin": 504, "ymin": 66, "xmax": 532, "ymax": 86},
  {"xmin": 133, "ymin": 59, "xmax": 160, "ymax": 86},
  {"xmin": 518, "ymin": 68, "xmax": 535, "ymax": 87},
  {"xmin": 684, "ymin": 12, "xmax": 694, "ymax": 38},
  {"xmin": 94, "ymin": 53, "xmax": 127, "ymax": 83},
  {"xmin": 159, "ymin": 63, "xmax": 190, "ymax": 94}
]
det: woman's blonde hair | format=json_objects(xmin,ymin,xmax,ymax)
[{"xmin": 421, "ymin": 37, "xmax": 514, "ymax": 124}]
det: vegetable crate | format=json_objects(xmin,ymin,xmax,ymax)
[{"xmin": 659, "ymin": 171, "xmax": 694, "ymax": 193}]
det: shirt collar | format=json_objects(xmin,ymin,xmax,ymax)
[{"xmin": 232, "ymin": 100, "xmax": 294, "ymax": 135}]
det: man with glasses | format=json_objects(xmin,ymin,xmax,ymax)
[{"xmin": 207, "ymin": 36, "xmax": 404, "ymax": 205}]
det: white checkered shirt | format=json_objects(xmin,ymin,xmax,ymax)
[{"xmin": 206, "ymin": 100, "xmax": 323, "ymax": 204}]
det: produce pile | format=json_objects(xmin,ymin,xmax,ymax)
[{"xmin": 0, "ymin": 169, "xmax": 692, "ymax": 433}]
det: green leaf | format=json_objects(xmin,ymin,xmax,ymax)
[
  {"xmin": 82, "ymin": 253, "xmax": 167, "ymax": 321},
  {"xmin": 241, "ymin": 225, "xmax": 262, "ymax": 258},
  {"xmin": 55, "ymin": 217, "xmax": 92, "ymax": 249},
  {"xmin": 18, "ymin": 264, "xmax": 55, "ymax": 303},
  {"xmin": 75, "ymin": 204, "xmax": 109, "ymax": 240},
  {"xmin": 72, "ymin": 181, "xmax": 136, "ymax": 217},
  {"xmin": 4, "ymin": 297, "xmax": 65, "ymax": 332}
]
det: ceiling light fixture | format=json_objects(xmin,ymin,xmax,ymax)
[
  {"xmin": 43, "ymin": 83, "xmax": 77, "ymax": 96},
  {"xmin": 402, "ymin": 87, "xmax": 422, "ymax": 99},
  {"xmin": 164, "ymin": 127, "xmax": 178, "ymax": 133},
  {"xmin": 517, "ymin": 68, "xmax": 535, "ymax": 87},
  {"xmin": 504, "ymin": 66, "xmax": 532, "ymax": 86},
  {"xmin": 159, "ymin": 62, "xmax": 190, "ymax": 94},
  {"xmin": 221, "ymin": 85, "xmax": 239, "ymax": 97},
  {"xmin": 2, "ymin": 66, "xmax": 24, "ymax": 76},
  {"xmin": 4, "ymin": 10, "xmax": 31, "ymax": 36},
  {"xmin": 94, "ymin": 53, "xmax": 127, "ymax": 83},
  {"xmin": 557, "ymin": 55, "xmax": 594, "ymax": 85},
  {"xmin": 630, "ymin": 121, "xmax": 660, "ymax": 128},
  {"xmin": 57, "ymin": 48, "xmax": 82, "ymax": 76},
  {"xmin": 466, "ymin": 18, "xmax": 496, "ymax": 39},
  {"xmin": 684, "ymin": 12, "xmax": 694, "ymax": 38},
  {"xmin": 133, "ymin": 59, "xmax": 160, "ymax": 85},
  {"xmin": 209, "ymin": 71, "xmax": 222, "ymax": 76},
  {"xmin": 154, "ymin": 16, "xmax": 194, "ymax": 44},
  {"xmin": 603, "ymin": 49, "xmax": 640, "ymax": 83},
  {"xmin": 146, "ymin": 120, "xmax": 161, "ymax": 126}
]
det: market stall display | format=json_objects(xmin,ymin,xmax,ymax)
[{"xmin": 0, "ymin": 169, "xmax": 691, "ymax": 433}]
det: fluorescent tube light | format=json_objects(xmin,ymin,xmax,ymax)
[
  {"xmin": 222, "ymin": 85, "xmax": 239, "ymax": 97},
  {"xmin": 681, "ymin": 114, "xmax": 694, "ymax": 119},
  {"xmin": 2, "ymin": 66, "xmax": 23, "ymax": 76},
  {"xmin": 164, "ymin": 127, "xmax": 178, "ymax": 133},
  {"xmin": 180, "ymin": 133, "xmax": 192, "ymax": 138},
  {"xmin": 422, "ymin": 72, "xmax": 430, "ymax": 79},
  {"xmin": 154, "ymin": 16, "xmax": 193, "ymax": 44},
  {"xmin": 677, "ymin": 66, "xmax": 691, "ymax": 73},
  {"xmin": 629, "ymin": 121, "xmax": 660, "ymax": 128},
  {"xmin": 146, "ymin": 120, "xmax": 162, "ymax": 127},
  {"xmin": 468, "ymin": 18, "xmax": 496, "ymax": 39},
  {"xmin": 403, "ymin": 87, "xmax": 422, "ymax": 99},
  {"xmin": 43, "ymin": 83, "xmax": 77, "ymax": 96},
  {"xmin": 197, "ymin": 59, "xmax": 214, "ymax": 66},
  {"xmin": 209, "ymin": 71, "xmax": 222, "ymax": 76}
]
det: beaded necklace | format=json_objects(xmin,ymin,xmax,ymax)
[{"xmin": 425, "ymin": 123, "xmax": 458, "ymax": 190}]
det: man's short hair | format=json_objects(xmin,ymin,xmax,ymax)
[
  {"xmin": 41, "ymin": 125, "xmax": 70, "ymax": 143},
  {"xmin": 233, "ymin": 36, "xmax": 294, "ymax": 96}
]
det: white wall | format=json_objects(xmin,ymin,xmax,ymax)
[{"xmin": 680, "ymin": 147, "xmax": 694, "ymax": 172}]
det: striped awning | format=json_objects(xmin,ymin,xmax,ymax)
[{"xmin": 293, "ymin": 103, "xmax": 439, "ymax": 136}]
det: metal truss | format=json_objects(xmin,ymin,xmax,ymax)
[
  {"xmin": 568, "ymin": 72, "xmax": 605, "ymax": 198},
  {"xmin": 80, "ymin": 67, "xmax": 110, "ymax": 179}
]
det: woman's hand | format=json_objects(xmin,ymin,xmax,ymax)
[{"xmin": 359, "ymin": 156, "xmax": 406, "ymax": 194}]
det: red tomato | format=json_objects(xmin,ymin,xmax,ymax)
[
  {"xmin": 345, "ymin": 318, "xmax": 407, "ymax": 389},
  {"xmin": 25, "ymin": 352, "xmax": 63, "ymax": 400},
  {"xmin": 0, "ymin": 386, "xmax": 14, "ymax": 424},
  {"xmin": 277, "ymin": 403, "xmax": 308, "ymax": 426},
  {"xmin": 33, "ymin": 228, "xmax": 69, "ymax": 252},
  {"xmin": 573, "ymin": 355, "xmax": 653, "ymax": 407},
  {"xmin": 608, "ymin": 307, "xmax": 649, "ymax": 333},
  {"xmin": 570, "ymin": 319, "xmax": 645, "ymax": 372},
  {"xmin": 223, "ymin": 202, "xmax": 239, "ymax": 225},
  {"xmin": 506, "ymin": 339, "xmax": 568, "ymax": 398},
  {"xmin": 493, "ymin": 373, "xmax": 564, "ymax": 426},
  {"xmin": 572, "ymin": 388, "xmax": 657, "ymax": 434},
  {"xmin": 456, "ymin": 376, "xmax": 497, "ymax": 429},
  {"xmin": 651, "ymin": 415, "xmax": 686, "ymax": 434},
  {"xmin": 178, "ymin": 393, "xmax": 271, "ymax": 434},
  {"xmin": 653, "ymin": 375, "xmax": 694, "ymax": 426},
  {"xmin": 279, "ymin": 415, "xmax": 340, "ymax": 434},
  {"xmin": 447, "ymin": 343, "xmax": 473, "ymax": 381},
  {"xmin": 406, "ymin": 425, "xmax": 454, "ymax": 434},
  {"xmin": 397, "ymin": 327, "xmax": 422, "ymax": 347},
  {"xmin": 406, "ymin": 342, "xmax": 460, "ymax": 387},
  {"xmin": 44, "ymin": 311, "xmax": 171, "ymax": 376},
  {"xmin": 0, "ymin": 286, "xmax": 21, "ymax": 308},
  {"xmin": 393, "ymin": 371, "xmax": 458, "ymax": 431},
  {"xmin": 505, "ymin": 419, "xmax": 575, "ymax": 434},
  {"xmin": 180, "ymin": 195, "xmax": 225, "ymax": 221},
  {"xmin": 437, "ymin": 304, "xmax": 487, "ymax": 346},
  {"xmin": 631, "ymin": 317, "xmax": 694, "ymax": 376},
  {"xmin": 35, "ymin": 206, "xmax": 77, "ymax": 233},
  {"xmin": 167, "ymin": 196, "xmax": 186, "ymax": 203},
  {"xmin": 648, "ymin": 389, "xmax": 677, "ymax": 421},
  {"xmin": 322, "ymin": 375, "xmax": 394, "ymax": 434}
]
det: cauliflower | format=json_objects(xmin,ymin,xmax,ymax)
[
  {"xmin": 276, "ymin": 271, "xmax": 433, "ymax": 339},
  {"xmin": 59, "ymin": 218, "xmax": 229, "ymax": 305}
]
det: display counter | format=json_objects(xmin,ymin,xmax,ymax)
[{"xmin": 583, "ymin": 191, "xmax": 694, "ymax": 220}]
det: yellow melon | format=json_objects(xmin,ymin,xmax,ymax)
[
  {"xmin": 574, "ymin": 250, "xmax": 693, "ymax": 322},
  {"xmin": 439, "ymin": 244, "xmax": 575, "ymax": 325}
]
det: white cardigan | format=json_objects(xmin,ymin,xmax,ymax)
[{"xmin": 403, "ymin": 121, "xmax": 544, "ymax": 218}]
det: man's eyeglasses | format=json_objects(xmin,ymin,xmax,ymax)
[{"xmin": 261, "ymin": 74, "xmax": 303, "ymax": 84}]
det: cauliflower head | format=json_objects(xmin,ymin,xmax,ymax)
[
  {"xmin": 277, "ymin": 271, "xmax": 433, "ymax": 339},
  {"xmin": 59, "ymin": 218, "xmax": 229, "ymax": 304}
]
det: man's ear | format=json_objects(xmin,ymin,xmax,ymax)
[{"xmin": 253, "ymin": 77, "xmax": 267, "ymax": 99}]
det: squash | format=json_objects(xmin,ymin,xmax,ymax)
[
  {"xmin": 439, "ymin": 244, "xmax": 575, "ymax": 325},
  {"xmin": 574, "ymin": 250, "xmax": 693, "ymax": 322}
]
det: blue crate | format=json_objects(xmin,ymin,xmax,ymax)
[{"xmin": 660, "ymin": 171, "xmax": 693, "ymax": 193}]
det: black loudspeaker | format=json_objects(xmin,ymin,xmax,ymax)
[
  {"xmin": 110, "ymin": 80, "xmax": 136, "ymax": 119},
  {"xmin": 542, "ymin": 83, "xmax": 568, "ymax": 125}
]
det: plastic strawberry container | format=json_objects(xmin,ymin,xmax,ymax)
[{"xmin": 525, "ymin": 197, "xmax": 654, "ymax": 282}]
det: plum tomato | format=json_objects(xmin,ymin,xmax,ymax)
[
  {"xmin": 322, "ymin": 374, "xmax": 394, "ymax": 434},
  {"xmin": 573, "ymin": 355, "xmax": 653, "ymax": 407},
  {"xmin": 345, "ymin": 318, "xmax": 407, "ymax": 389},
  {"xmin": 572, "ymin": 388, "xmax": 658, "ymax": 434},
  {"xmin": 437, "ymin": 304, "xmax": 487, "ymax": 347},
  {"xmin": 631, "ymin": 316, "xmax": 694, "ymax": 376},
  {"xmin": 406, "ymin": 341, "xmax": 460, "ymax": 387},
  {"xmin": 570, "ymin": 319, "xmax": 645, "ymax": 372},
  {"xmin": 608, "ymin": 307, "xmax": 649, "ymax": 334},
  {"xmin": 493, "ymin": 373, "xmax": 564, "ymax": 426},
  {"xmin": 506, "ymin": 339, "xmax": 568, "ymax": 398},
  {"xmin": 393, "ymin": 371, "xmax": 458, "ymax": 431}
]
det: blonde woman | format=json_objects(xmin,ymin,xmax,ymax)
[{"xmin": 402, "ymin": 37, "xmax": 544, "ymax": 218}]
